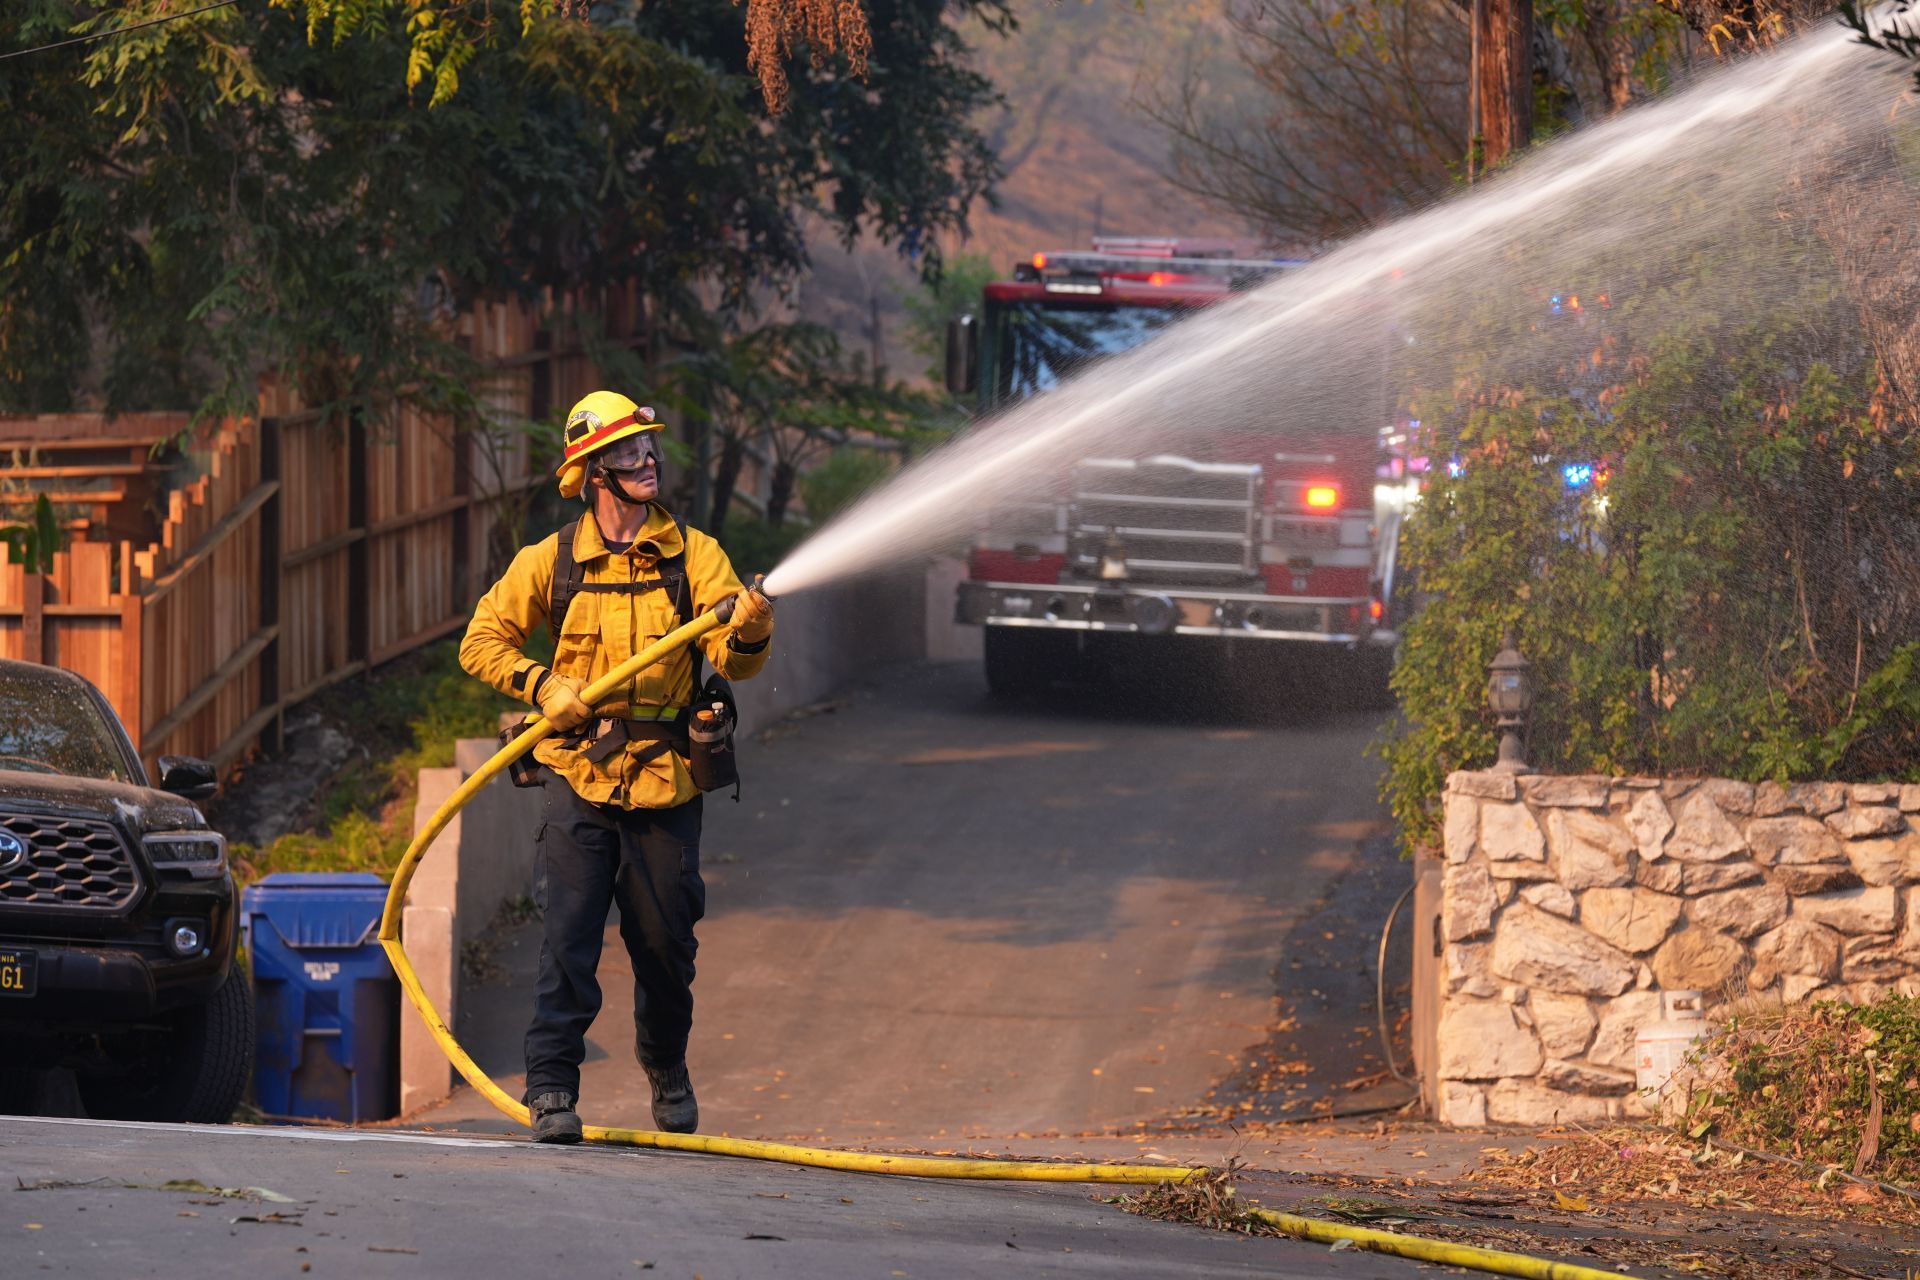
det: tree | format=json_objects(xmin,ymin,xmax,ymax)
[
  {"xmin": 1476, "ymin": 0, "xmax": 1533, "ymax": 166},
  {"xmin": 267, "ymin": 0, "xmax": 872, "ymax": 113},
  {"xmin": 1145, "ymin": 0, "xmax": 1469, "ymax": 245},
  {"xmin": 1144, "ymin": 0, "xmax": 1683, "ymax": 246},
  {"xmin": 0, "ymin": 0, "xmax": 1004, "ymax": 434},
  {"xmin": 655, "ymin": 320, "xmax": 934, "ymax": 534},
  {"xmin": 900, "ymin": 252, "xmax": 997, "ymax": 384},
  {"xmin": 1845, "ymin": 0, "xmax": 1920, "ymax": 76}
]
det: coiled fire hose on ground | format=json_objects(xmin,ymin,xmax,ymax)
[{"xmin": 375, "ymin": 599, "xmax": 1635, "ymax": 1279}]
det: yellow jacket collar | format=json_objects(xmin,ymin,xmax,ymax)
[{"xmin": 574, "ymin": 505, "xmax": 685, "ymax": 563}]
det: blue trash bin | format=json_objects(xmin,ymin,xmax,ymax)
[{"xmin": 243, "ymin": 872, "xmax": 399, "ymax": 1123}]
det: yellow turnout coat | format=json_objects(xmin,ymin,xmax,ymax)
[{"xmin": 459, "ymin": 505, "xmax": 771, "ymax": 809}]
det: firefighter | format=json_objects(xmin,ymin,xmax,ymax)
[{"xmin": 458, "ymin": 390, "xmax": 775, "ymax": 1144}]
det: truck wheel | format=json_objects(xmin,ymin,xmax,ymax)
[
  {"xmin": 80, "ymin": 965, "xmax": 255, "ymax": 1124},
  {"xmin": 983, "ymin": 626, "xmax": 1063, "ymax": 698}
]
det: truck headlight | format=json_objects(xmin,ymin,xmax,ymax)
[
  {"xmin": 144, "ymin": 832, "xmax": 228, "ymax": 879},
  {"xmin": 1132, "ymin": 594, "xmax": 1178, "ymax": 635}
]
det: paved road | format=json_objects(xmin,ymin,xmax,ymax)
[
  {"xmin": 426, "ymin": 659, "xmax": 1410, "ymax": 1150},
  {"xmin": 0, "ymin": 1116, "xmax": 1423, "ymax": 1279}
]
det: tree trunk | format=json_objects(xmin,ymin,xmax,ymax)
[
  {"xmin": 767, "ymin": 460, "xmax": 797, "ymax": 529},
  {"xmin": 1581, "ymin": 0, "xmax": 1637, "ymax": 114},
  {"xmin": 1477, "ymin": 0, "xmax": 1533, "ymax": 165},
  {"xmin": 709, "ymin": 432, "xmax": 744, "ymax": 535}
]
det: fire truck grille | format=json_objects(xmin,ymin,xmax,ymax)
[
  {"xmin": 0, "ymin": 812, "xmax": 141, "ymax": 910},
  {"xmin": 1069, "ymin": 458, "xmax": 1262, "ymax": 584}
]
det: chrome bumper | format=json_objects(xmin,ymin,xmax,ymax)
[{"xmin": 956, "ymin": 580, "xmax": 1397, "ymax": 647}]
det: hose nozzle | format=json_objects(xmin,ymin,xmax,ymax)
[{"xmin": 715, "ymin": 574, "xmax": 776, "ymax": 625}]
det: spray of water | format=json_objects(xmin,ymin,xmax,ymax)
[{"xmin": 763, "ymin": 25, "xmax": 1907, "ymax": 599}]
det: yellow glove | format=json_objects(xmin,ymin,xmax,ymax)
[
  {"xmin": 536, "ymin": 673, "xmax": 592, "ymax": 732},
  {"xmin": 732, "ymin": 588, "xmax": 774, "ymax": 644}
]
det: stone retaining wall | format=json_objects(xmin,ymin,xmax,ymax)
[{"xmin": 1431, "ymin": 771, "xmax": 1920, "ymax": 1127}]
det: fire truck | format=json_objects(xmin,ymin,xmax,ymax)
[{"xmin": 943, "ymin": 237, "xmax": 1420, "ymax": 699}]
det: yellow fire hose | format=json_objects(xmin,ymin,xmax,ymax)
[{"xmin": 375, "ymin": 603, "xmax": 1635, "ymax": 1279}]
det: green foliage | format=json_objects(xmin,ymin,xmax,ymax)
[
  {"xmin": 659, "ymin": 317, "xmax": 953, "ymax": 534},
  {"xmin": 1380, "ymin": 212, "xmax": 1920, "ymax": 850},
  {"xmin": 713, "ymin": 513, "xmax": 808, "ymax": 580},
  {"xmin": 900, "ymin": 251, "xmax": 997, "ymax": 383},
  {"xmin": 1690, "ymin": 995, "xmax": 1920, "ymax": 1187},
  {"xmin": 231, "ymin": 638, "xmax": 525, "ymax": 885},
  {"xmin": 0, "ymin": 0, "xmax": 1003, "ymax": 422},
  {"xmin": 0, "ymin": 495, "xmax": 61, "ymax": 574},
  {"xmin": 798, "ymin": 447, "xmax": 894, "ymax": 525}
]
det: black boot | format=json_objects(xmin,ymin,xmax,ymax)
[
  {"xmin": 529, "ymin": 1091, "xmax": 582, "ymax": 1144},
  {"xmin": 643, "ymin": 1062, "xmax": 698, "ymax": 1134}
]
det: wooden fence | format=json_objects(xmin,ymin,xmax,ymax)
[
  {"xmin": 0, "ymin": 412, "xmax": 200, "ymax": 544},
  {"xmin": 0, "ymin": 294, "xmax": 635, "ymax": 778}
]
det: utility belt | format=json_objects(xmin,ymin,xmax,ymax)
[
  {"xmin": 502, "ymin": 674, "xmax": 740, "ymax": 797},
  {"xmin": 571, "ymin": 707, "xmax": 690, "ymax": 764}
]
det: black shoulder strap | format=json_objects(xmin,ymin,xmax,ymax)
[
  {"xmin": 548, "ymin": 517, "xmax": 582, "ymax": 641},
  {"xmin": 666, "ymin": 514, "xmax": 692, "ymax": 625},
  {"xmin": 669, "ymin": 515, "xmax": 702, "ymax": 684}
]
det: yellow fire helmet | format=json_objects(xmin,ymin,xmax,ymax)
[{"xmin": 556, "ymin": 390, "xmax": 664, "ymax": 500}]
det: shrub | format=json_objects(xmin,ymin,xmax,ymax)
[
  {"xmin": 1380, "ymin": 210, "xmax": 1920, "ymax": 850},
  {"xmin": 714, "ymin": 513, "xmax": 808, "ymax": 579},
  {"xmin": 1690, "ymin": 995, "xmax": 1920, "ymax": 1188},
  {"xmin": 798, "ymin": 446, "xmax": 894, "ymax": 525},
  {"xmin": 229, "ymin": 639, "xmax": 524, "ymax": 885}
]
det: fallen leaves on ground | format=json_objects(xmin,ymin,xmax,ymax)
[
  {"xmin": 1119, "ymin": 1162, "xmax": 1267, "ymax": 1236},
  {"xmin": 1468, "ymin": 1125, "xmax": 1920, "ymax": 1228},
  {"xmin": 1124, "ymin": 1153, "xmax": 1918, "ymax": 1280}
]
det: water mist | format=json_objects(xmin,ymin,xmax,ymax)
[{"xmin": 763, "ymin": 25, "xmax": 1911, "ymax": 599}]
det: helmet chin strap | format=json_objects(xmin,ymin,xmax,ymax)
[{"xmin": 593, "ymin": 462, "xmax": 653, "ymax": 507}]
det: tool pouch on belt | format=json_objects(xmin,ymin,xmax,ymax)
[
  {"xmin": 687, "ymin": 672, "xmax": 740, "ymax": 797},
  {"xmin": 499, "ymin": 716, "xmax": 546, "ymax": 788}
]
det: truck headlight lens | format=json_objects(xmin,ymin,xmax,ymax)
[
  {"xmin": 1132, "ymin": 594, "xmax": 1178, "ymax": 635},
  {"xmin": 145, "ymin": 832, "xmax": 228, "ymax": 879}
]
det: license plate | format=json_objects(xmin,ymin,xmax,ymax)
[{"xmin": 0, "ymin": 948, "xmax": 37, "ymax": 998}]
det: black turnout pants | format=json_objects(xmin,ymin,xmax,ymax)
[{"xmin": 524, "ymin": 783, "xmax": 705, "ymax": 1101}]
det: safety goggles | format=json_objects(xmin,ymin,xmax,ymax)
[{"xmin": 596, "ymin": 433, "xmax": 661, "ymax": 472}]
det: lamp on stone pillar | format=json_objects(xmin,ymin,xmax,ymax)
[{"xmin": 1486, "ymin": 632, "xmax": 1535, "ymax": 774}]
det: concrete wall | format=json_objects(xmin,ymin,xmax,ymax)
[
  {"xmin": 1423, "ymin": 771, "xmax": 1920, "ymax": 1128},
  {"xmin": 923, "ymin": 555, "xmax": 983, "ymax": 664},
  {"xmin": 398, "ymin": 744, "xmax": 545, "ymax": 1115},
  {"xmin": 731, "ymin": 566, "xmax": 927, "ymax": 731}
]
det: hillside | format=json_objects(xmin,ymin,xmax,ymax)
[{"xmin": 794, "ymin": 0, "xmax": 1257, "ymax": 383}]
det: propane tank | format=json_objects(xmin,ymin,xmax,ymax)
[{"xmin": 1634, "ymin": 989, "xmax": 1713, "ymax": 1100}]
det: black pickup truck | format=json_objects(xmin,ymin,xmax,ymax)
[{"xmin": 0, "ymin": 657, "xmax": 252, "ymax": 1122}]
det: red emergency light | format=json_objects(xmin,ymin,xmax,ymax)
[{"xmin": 1305, "ymin": 485, "xmax": 1339, "ymax": 509}]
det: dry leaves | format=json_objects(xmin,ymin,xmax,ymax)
[{"xmin": 1470, "ymin": 1126, "xmax": 1920, "ymax": 1227}]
